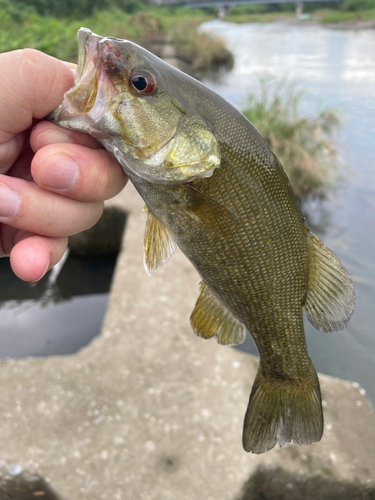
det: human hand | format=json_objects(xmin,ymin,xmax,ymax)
[{"xmin": 0, "ymin": 49, "xmax": 127, "ymax": 282}]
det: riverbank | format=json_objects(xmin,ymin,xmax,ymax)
[{"xmin": 223, "ymin": 10, "xmax": 375, "ymax": 29}]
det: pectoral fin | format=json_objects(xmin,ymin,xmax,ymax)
[
  {"xmin": 183, "ymin": 184, "xmax": 238, "ymax": 231},
  {"xmin": 144, "ymin": 210, "xmax": 177, "ymax": 276},
  {"xmin": 304, "ymin": 231, "xmax": 355, "ymax": 332},
  {"xmin": 190, "ymin": 282, "xmax": 247, "ymax": 345}
]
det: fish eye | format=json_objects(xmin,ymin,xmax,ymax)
[{"xmin": 129, "ymin": 70, "xmax": 156, "ymax": 96}]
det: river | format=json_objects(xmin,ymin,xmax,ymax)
[{"xmin": 201, "ymin": 20, "xmax": 375, "ymax": 406}]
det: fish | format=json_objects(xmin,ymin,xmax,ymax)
[{"xmin": 49, "ymin": 28, "xmax": 355, "ymax": 454}]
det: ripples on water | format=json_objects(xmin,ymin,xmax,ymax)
[{"xmin": 201, "ymin": 21, "xmax": 375, "ymax": 405}]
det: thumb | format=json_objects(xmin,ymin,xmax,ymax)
[{"xmin": 0, "ymin": 49, "xmax": 75, "ymax": 143}]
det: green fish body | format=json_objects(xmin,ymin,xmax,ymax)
[{"xmin": 50, "ymin": 28, "xmax": 355, "ymax": 453}]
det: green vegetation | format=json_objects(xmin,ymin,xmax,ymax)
[
  {"xmin": 243, "ymin": 78, "xmax": 341, "ymax": 198},
  {"xmin": 343, "ymin": 0, "xmax": 375, "ymax": 11},
  {"xmin": 0, "ymin": 0, "xmax": 232, "ymax": 70},
  {"xmin": 171, "ymin": 19, "xmax": 233, "ymax": 70},
  {"xmin": 318, "ymin": 7, "xmax": 375, "ymax": 22},
  {"xmin": 224, "ymin": 0, "xmax": 375, "ymax": 24}
]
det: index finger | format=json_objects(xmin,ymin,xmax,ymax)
[{"xmin": 0, "ymin": 49, "xmax": 74, "ymax": 143}]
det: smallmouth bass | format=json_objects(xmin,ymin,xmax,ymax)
[{"xmin": 50, "ymin": 28, "xmax": 355, "ymax": 453}]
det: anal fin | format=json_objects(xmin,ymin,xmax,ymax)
[
  {"xmin": 190, "ymin": 282, "xmax": 246, "ymax": 346},
  {"xmin": 144, "ymin": 210, "xmax": 177, "ymax": 276},
  {"xmin": 304, "ymin": 231, "xmax": 355, "ymax": 333}
]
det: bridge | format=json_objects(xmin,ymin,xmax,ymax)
[{"xmin": 159, "ymin": 0, "xmax": 343, "ymax": 18}]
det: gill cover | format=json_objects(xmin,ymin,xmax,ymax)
[{"xmin": 141, "ymin": 114, "xmax": 221, "ymax": 183}]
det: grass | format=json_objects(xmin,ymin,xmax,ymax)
[
  {"xmin": 242, "ymin": 77, "xmax": 342, "ymax": 198},
  {"xmin": 225, "ymin": 8, "xmax": 375, "ymax": 25},
  {"xmin": 0, "ymin": 5, "xmax": 231, "ymax": 71},
  {"xmin": 170, "ymin": 18, "xmax": 234, "ymax": 70},
  {"xmin": 317, "ymin": 8, "xmax": 375, "ymax": 22}
]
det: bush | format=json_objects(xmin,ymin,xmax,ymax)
[
  {"xmin": 319, "ymin": 10, "xmax": 361, "ymax": 22},
  {"xmin": 0, "ymin": 4, "xmax": 232, "ymax": 72},
  {"xmin": 243, "ymin": 77, "xmax": 341, "ymax": 198},
  {"xmin": 5, "ymin": 0, "xmax": 144, "ymax": 18},
  {"xmin": 341, "ymin": 0, "xmax": 375, "ymax": 11},
  {"xmin": 171, "ymin": 19, "xmax": 234, "ymax": 70}
]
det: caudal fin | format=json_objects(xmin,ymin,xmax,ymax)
[{"xmin": 242, "ymin": 369, "xmax": 323, "ymax": 454}]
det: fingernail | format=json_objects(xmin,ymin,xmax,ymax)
[
  {"xmin": 36, "ymin": 128, "xmax": 73, "ymax": 146},
  {"xmin": 42, "ymin": 155, "xmax": 79, "ymax": 190},
  {"xmin": 0, "ymin": 184, "xmax": 20, "ymax": 218}
]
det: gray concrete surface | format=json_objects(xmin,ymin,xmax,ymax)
[{"xmin": 0, "ymin": 184, "xmax": 374, "ymax": 500}]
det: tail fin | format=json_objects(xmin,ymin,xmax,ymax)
[{"xmin": 242, "ymin": 368, "xmax": 323, "ymax": 454}]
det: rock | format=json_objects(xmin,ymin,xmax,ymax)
[
  {"xmin": 0, "ymin": 184, "xmax": 374, "ymax": 500},
  {"xmin": 239, "ymin": 466, "xmax": 375, "ymax": 500},
  {"xmin": 0, "ymin": 468, "xmax": 61, "ymax": 500}
]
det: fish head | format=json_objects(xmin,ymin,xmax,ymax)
[{"xmin": 50, "ymin": 28, "xmax": 221, "ymax": 184}]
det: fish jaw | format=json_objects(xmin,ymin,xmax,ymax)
[
  {"xmin": 49, "ymin": 28, "xmax": 221, "ymax": 185},
  {"xmin": 49, "ymin": 28, "xmax": 119, "ymax": 141},
  {"xmin": 49, "ymin": 27, "xmax": 180, "ymax": 172}
]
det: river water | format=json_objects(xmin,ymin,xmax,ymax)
[{"xmin": 201, "ymin": 21, "xmax": 375, "ymax": 406}]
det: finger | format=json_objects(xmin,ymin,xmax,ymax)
[
  {"xmin": 9, "ymin": 231, "xmax": 68, "ymax": 282},
  {"xmin": 31, "ymin": 120, "xmax": 102, "ymax": 151},
  {"xmin": 0, "ymin": 224, "xmax": 18, "ymax": 257},
  {"xmin": 31, "ymin": 142, "xmax": 127, "ymax": 202},
  {"xmin": 0, "ymin": 176, "xmax": 104, "ymax": 237},
  {"xmin": 0, "ymin": 132, "xmax": 26, "ymax": 174},
  {"xmin": 7, "ymin": 147, "xmax": 34, "ymax": 180},
  {"xmin": 0, "ymin": 49, "xmax": 74, "ymax": 142},
  {"xmin": 62, "ymin": 61, "xmax": 77, "ymax": 71}
]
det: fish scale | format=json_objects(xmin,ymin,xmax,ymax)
[{"xmin": 50, "ymin": 28, "xmax": 355, "ymax": 454}]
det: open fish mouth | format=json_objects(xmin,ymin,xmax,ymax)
[
  {"xmin": 49, "ymin": 28, "xmax": 130, "ymax": 136},
  {"xmin": 74, "ymin": 28, "xmax": 100, "ymax": 86}
]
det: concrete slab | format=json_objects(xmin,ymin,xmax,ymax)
[{"xmin": 0, "ymin": 184, "xmax": 374, "ymax": 499}]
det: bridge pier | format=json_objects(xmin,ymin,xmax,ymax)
[
  {"xmin": 218, "ymin": 4, "xmax": 230, "ymax": 18},
  {"xmin": 295, "ymin": 1, "xmax": 303, "ymax": 16}
]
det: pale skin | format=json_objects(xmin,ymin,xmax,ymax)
[{"xmin": 0, "ymin": 49, "xmax": 127, "ymax": 282}]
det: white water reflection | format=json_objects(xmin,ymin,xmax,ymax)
[
  {"xmin": 201, "ymin": 21, "xmax": 375, "ymax": 406},
  {"xmin": 0, "ymin": 295, "xmax": 108, "ymax": 358},
  {"xmin": 201, "ymin": 21, "xmax": 375, "ymax": 104}
]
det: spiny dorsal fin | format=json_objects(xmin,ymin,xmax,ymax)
[
  {"xmin": 190, "ymin": 282, "xmax": 247, "ymax": 346},
  {"xmin": 143, "ymin": 210, "xmax": 177, "ymax": 276},
  {"xmin": 304, "ymin": 231, "xmax": 355, "ymax": 333}
]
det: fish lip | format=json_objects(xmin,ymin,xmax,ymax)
[
  {"xmin": 75, "ymin": 27, "xmax": 93, "ymax": 84},
  {"xmin": 49, "ymin": 28, "xmax": 103, "ymax": 125},
  {"xmin": 76, "ymin": 27, "xmax": 102, "ymax": 84}
]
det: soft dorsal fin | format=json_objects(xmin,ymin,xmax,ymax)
[
  {"xmin": 304, "ymin": 231, "xmax": 355, "ymax": 333},
  {"xmin": 190, "ymin": 282, "xmax": 247, "ymax": 346},
  {"xmin": 143, "ymin": 210, "xmax": 177, "ymax": 276}
]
